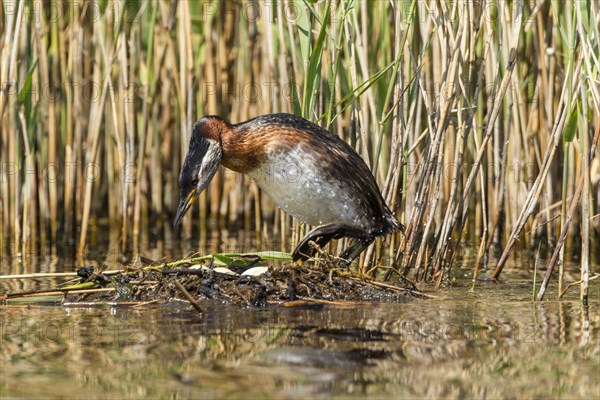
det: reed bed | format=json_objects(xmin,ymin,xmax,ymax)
[{"xmin": 0, "ymin": 0, "xmax": 598, "ymax": 296}]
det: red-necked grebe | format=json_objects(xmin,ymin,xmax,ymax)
[{"xmin": 173, "ymin": 113, "xmax": 403, "ymax": 264}]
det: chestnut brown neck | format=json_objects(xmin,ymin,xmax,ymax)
[{"xmin": 202, "ymin": 118, "xmax": 268, "ymax": 174}]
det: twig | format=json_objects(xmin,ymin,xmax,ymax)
[
  {"xmin": 171, "ymin": 277, "xmax": 204, "ymax": 313},
  {"xmin": 62, "ymin": 299, "xmax": 162, "ymax": 307},
  {"xmin": 0, "ymin": 271, "xmax": 123, "ymax": 280},
  {"xmin": 559, "ymin": 274, "xmax": 600, "ymax": 298},
  {"xmin": 4, "ymin": 287, "xmax": 115, "ymax": 300},
  {"xmin": 1, "ymin": 272, "xmax": 77, "ymax": 279},
  {"xmin": 308, "ymin": 240, "xmax": 336, "ymax": 270}
]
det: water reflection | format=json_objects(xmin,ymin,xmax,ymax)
[
  {"xmin": 1, "ymin": 230, "xmax": 598, "ymax": 398},
  {"xmin": 1, "ymin": 289, "xmax": 597, "ymax": 399}
]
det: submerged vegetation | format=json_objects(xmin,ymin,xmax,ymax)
[{"xmin": 0, "ymin": 1, "xmax": 598, "ymax": 297}]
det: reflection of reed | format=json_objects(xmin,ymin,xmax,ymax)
[
  {"xmin": 1, "ymin": 300, "xmax": 597, "ymax": 398},
  {"xmin": 0, "ymin": 2, "xmax": 597, "ymax": 288}
]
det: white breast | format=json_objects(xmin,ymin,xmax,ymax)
[{"xmin": 247, "ymin": 145, "xmax": 365, "ymax": 228}]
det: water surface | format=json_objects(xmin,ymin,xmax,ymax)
[
  {"xmin": 1, "ymin": 274, "xmax": 598, "ymax": 399},
  {"xmin": 1, "ymin": 231, "xmax": 598, "ymax": 399}
]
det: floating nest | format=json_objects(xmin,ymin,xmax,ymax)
[{"xmin": 3, "ymin": 252, "xmax": 430, "ymax": 308}]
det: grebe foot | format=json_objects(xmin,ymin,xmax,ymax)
[{"xmin": 292, "ymin": 224, "xmax": 369, "ymax": 261}]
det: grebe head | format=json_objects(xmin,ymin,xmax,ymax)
[{"xmin": 173, "ymin": 117, "xmax": 225, "ymax": 228}]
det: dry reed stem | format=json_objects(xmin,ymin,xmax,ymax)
[
  {"xmin": 536, "ymin": 114, "xmax": 600, "ymax": 300},
  {"xmin": 494, "ymin": 59, "xmax": 584, "ymax": 279}
]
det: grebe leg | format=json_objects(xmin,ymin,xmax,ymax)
[
  {"xmin": 292, "ymin": 223, "xmax": 369, "ymax": 261},
  {"xmin": 338, "ymin": 235, "xmax": 376, "ymax": 267}
]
